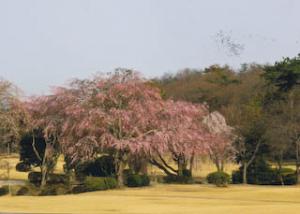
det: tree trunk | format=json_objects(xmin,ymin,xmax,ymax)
[
  {"xmin": 177, "ymin": 154, "xmax": 188, "ymax": 176},
  {"xmin": 115, "ymin": 151, "xmax": 126, "ymax": 187},
  {"xmin": 210, "ymin": 152, "xmax": 223, "ymax": 172},
  {"xmin": 220, "ymin": 159, "xmax": 224, "ymax": 172},
  {"xmin": 243, "ymin": 163, "xmax": 247, "ymax": 184},
  {"xmin": 242, "ymin": 140, "xmax": 261, "ymax": 185},
  {"xmin": 116, "ymin": 161, "xmax": 124, "ymax": 187},
  {"xmin": 40, "ymin": 143, "xmax": 52, "ymax": 189},
  {"xmin": 189, "ymin": 155, "xmax": 194, "ymax": 176},
  {"xmin": 140, "ymin": 159, "xmax": 148, "ymax": 175},
  {"xmin": 296, "ymin": 139, "xmax": 300, "ymax": 184},
  {"xmin": 177, "ymin": 156, "xmax": 184, "ymax": 177},
  {"xmin": 215, "ymin": 157, "xmax": 221, "ymax": 172},
  {"xmin": 40, "ymin": 164, "xmax": 48, "ymax": 189},
  {"xmin": 276, "ymin": 153, "xmax": 284, "ymax": 186},
  {"xmin": 40, "ymin": 146, "xmax": 48, "ymax": 189},
  {"xmin": 128, "ymin": 155, "xmax": 148, "ymax": 174},
  {"xmin": 7, "ymin": 141, "xmax": 12, "ymax": 195}
]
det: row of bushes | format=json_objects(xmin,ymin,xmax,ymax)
[
  {"xmin": 126, "ymin": 174, "xmax": 150, "ymax": 187},
  {"xmin": 16, "ymin": 162, "xmax": 31, "ymax": 172},
  {"xmin": 42, "ymin": 174, "xmax": 150, "ymax": 195},
  {"xmin": 232, "ymin": 169, "xmax": 297, "ymax": 185},
  {"xmin": 14, "ymin": 156, "xmax": 297, "ymax": 196},
  {"xmin": 74, "ymin": 155, "xmax": 116, "ymax": 180},
  {"xmin": 28, "ymin": 172, "xmax": 68, "ymax": 186},
  {"xmin": 123, "ymin": 169, "xmax": 150, "ymax": 187},
  {"xmin": 0, "ymin": 185, "xmax": 9, "ymax": 196},
  {"xmin": 25, "ymin": 170, "xmax": 151, "ymax": 195},
  {"xmin": 0, "ymin": 177, "xmax": 118, "ymax": 196},
  {"xmin": 72, "ymin": 177, "xmax": 118, "ymax": 194},
  {"xmin": 232, "ymin": 159, "xmax": 297, "ymax": 185},
  {"xmin": 206, "ymin": 170, "xmax": 297, "ymax": 187},
  {"xmin": 159, "ymin": 170, "xmax": 227, "ymax": 186},
  {"xmin": 6, "ymin": 184, "xmax": 71, "ymax": 196},
  {"xmin": 206, "ymin": 171, "xmax": 297, "ymax": 187},
  {"xmin": 163, "ymin": 174, "xmax": 194, "ymax": 184},
  {"xmin": 16, "ymin": 155, "xmax": 116, "ymax": 178}
]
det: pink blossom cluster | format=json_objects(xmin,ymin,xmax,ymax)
[{"xmin": 25, "ymin": 70, "xmax": 234, "ymax": 164}]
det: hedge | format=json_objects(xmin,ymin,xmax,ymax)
[
  {"xmin": 83, "ymin": 176, "xmax": 118, "ymax": 192},
  {"xmin": 16, "ymin": 162, "xmax": 31, "ymax": 172},
  {"xmin": 0, "ymin": 186, "xmax": 9, "ymax": 196},
  {"xmin": 75, "ymin": 155, "xmax": 116, "ymax": 180},
  {"xmin": 163, "ymin": 174, "xmax": 194, "ymax": 184},
  {"xmin": 126, "ymin": 174, "xmax": 150, "ymax": 187},
  {"xmin": 28, "ymin": 172, "xmax": 68, "ymax": 185},
  {"xmin": 207, "ymin": 171, "xmax": 230, "ymax": 187}
]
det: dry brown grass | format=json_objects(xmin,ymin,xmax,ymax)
[
  {"xmin": 1, "ymin": 184, "xmax": 300, "ymax": 213},
  {"xmin": 1, "ymin": 155, "xmax": 300, "ymax": 213}
]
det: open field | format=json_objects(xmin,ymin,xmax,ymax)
[
  {"xmin": 1, "ymin": 184, "xmax": 300, "ymax": 214},
  {"xmin": 1, "ymin": 155, "xmax": 300, "ymax": 213}
]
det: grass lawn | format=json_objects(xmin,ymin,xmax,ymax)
[
  {"xmin": 1, "ymin": 155, "xmax": 300, "ymax": 213},
  {"xmin": 1, "ymin": 184, "xmax": 300, "ymax": 213}
]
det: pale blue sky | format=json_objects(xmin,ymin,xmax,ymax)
[{"xmin": 0, "ymin": 0, "xmax": 300, "ymax": 95}]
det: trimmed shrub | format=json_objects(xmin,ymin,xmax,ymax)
[
  {"xmin": 47, "ymin": 174, "xmax": 68, "ymax": 185},
  {"xmin": 0, "ymin": 185, "xmax": 9, "ymax": 196},
  {"xmin": 163, "ymin": 174, "xmax": 194, "ymax": 184},
  {"xmin": 28, "ymin": 172, "xmax": 42, "ymax": 185},
  {"xmin": 55, "ymin": 184, "xmax": 71, "ymax": 195},
  {"xmin": 71, "ymin": 176, "xmax": 118, "ymax": 194},
  {"xmin": 182, "ymin": 169, "xmax": 192, "ymax": 177},
  {"xmin": 16, "ymin": 186, "xmax": 29, "ymax": 196},
  {"xmin": 94, "ymin": 156, "xmax": 116, "ymax": 176},
  {"xmin": 39, "ymin": 186, "xmax": 57, "ymax": 196},
  {"xmin": 122, "ymin": 169, "xmax": 133, "ymax": 185},
  {"xmin": 19, "ymin": 131, "xmax": 45, "ymax": 167},
  {"xmin": 75, "ymin": 156, "xmax": 116, "ymax": 180},
  {"xmin": 231, "ymin": 159, "xmax": 297, "ymax": 185},
  {"xmin": 126, "ymin": 174, "xmax": 150, "ymax": 187},
  {"xmin": 232, "ymin": 170, "xmax": 242, "ymax": 184},
  {"xmin": 84, "ymin": 176, "xmax": 107, "ymax": 191},
  {"xmin": 207, "ymin": 171, "xmax": 230, "ymax": 187},
  {"xmin": 71, "ymin": 185, "xmax": 88, "ymax": 194},
  {"xmin": 282, "ymin": 173, "xmax": 297, "ymax": 185},
  {"xmin": 28, "ymin": 172, "xmax": 68, "ymax": 185},
  {"xmin": 10, "ymin": 184, "xmax": 42, "ymax": 196},
  {"xmin": 16, "ymin": 162, "xmax": 31, "ymax": 172},
  {"xmin": 37, "ymin": 184, "xmax": 70, "ymax": 196},
  {"xmin": 140, "ymin": 174, "xmax": 150, "ymax": 186},
  {"xmin": 255, "ymin": 171, "xmax": 278, "ymax": 185},
  {"xmin": 84, "ymin": 177, "xmax": 118, "ymax": 192},
  {"xmin": 127, "ymin": 174, "xmax": 142, "ymax": 187},
  {"xmin": 104, "ymin": 177, "xmax": 118, "ymax": 189}
]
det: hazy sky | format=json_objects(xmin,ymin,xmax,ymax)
[{"xmin": 0, "ymin": 0, "xmax": 300, "ymax": 95}]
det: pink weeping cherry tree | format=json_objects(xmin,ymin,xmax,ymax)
[
  {"xmin": 147, "ymin": 100, "xmax": 212, "ymax": 177},
  {"xmin": 25, "ymin": 69, "xmax": 234, "ymax": 186},
  {"xmin": 202, "ymin": 111, "xmax": 235, "ymax": 172},
  {"xmin": 60, "ymin": 69, "xmax": 166, "ymax": 186}
]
